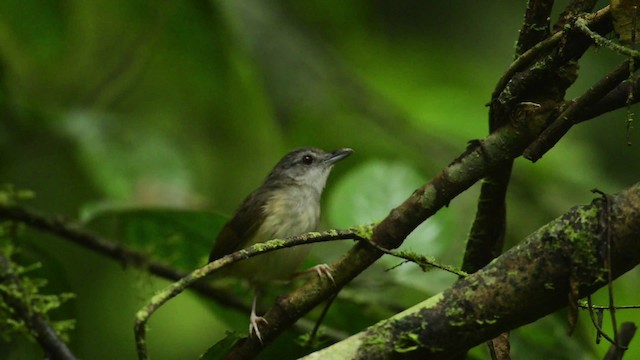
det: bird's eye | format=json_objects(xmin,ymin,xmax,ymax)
[{"xmin": 302, "ymin": 154, "xmax": 314, "ymax": 165}]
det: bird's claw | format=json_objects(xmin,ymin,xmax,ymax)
[
  {"xmin": 312, "ymin": 263, "xmax": 335, "ymax": 284},
  {"xmin": 249, "ymin": 312, "xmax": 269, "ymax": 343}
]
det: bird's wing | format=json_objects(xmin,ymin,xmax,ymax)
[{"xmin": 208, "ymin": 189, "xmax": 269, "ymax": 262}]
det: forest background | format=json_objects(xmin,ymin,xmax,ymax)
[{"xmin": 1, "ymin": 1, "xmax": 639, "ymax": 359}]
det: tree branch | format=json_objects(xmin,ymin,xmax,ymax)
[
  {"xmin": 462, "ymin": 0, "xmax": 553, "ymax": 273},
  {"xmin": 0, "ymin": 255, "xmax": 77, "ymax": 360},
  {"xmin": 223, "ymin": 6, "xmax": 620, "ymax": 358},
  {"xmin": 516, "ymin": 0, "xmax": 554, "ymax": 56},
  {"xmin": 363, "ymin": 238, "xmax": 467, "ymax": 278},
  {"xmin": 466, "ymin": 3, "xmax": 556, "ymax": 355},
  {"xmin": 303, "ymin": 182, "xmax": 640, "ymax": 359},
  {"xmin": 577, "ymin": 76, "xmax": 640, "ymax": 122},
  {"xmin": 524, "ymin": 60, "xmax": 637, "ymax": 161},
  {"xmin": 133, "ymin": 226, "xmax": 369, "ymax": 360},
  {"xmin": 223, "ymin": 99, "xmax": 560, "ymax": 358},
  {"xmin": 464, "ymin": 2, "xmax": 610, "ymax": 277},
  {"xmin": 0, "ymin": 204, "xmax": 351, "ymax": 350},
  {"xmin": 0, "ymin": 205, "xmax": 247, "ymax": 311},
  {"xmin": 554, "ymin": 0, "xmax": 598, "ymax": 30}
]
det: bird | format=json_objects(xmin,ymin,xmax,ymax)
[{"xmin": 209, "ymin": 147, "xmax": 353, "ymax": 342}]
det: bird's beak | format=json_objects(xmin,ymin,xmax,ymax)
[{"xmin": 324, "ymin": 148, "xmax": 353, "ymax": 165}]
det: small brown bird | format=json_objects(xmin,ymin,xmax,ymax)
[{"xmin": 209, "ymin": 147, "xmax": 353, "ymax": 341}]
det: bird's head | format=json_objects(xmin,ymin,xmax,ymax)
[{"xmin": 265, "ymin": 147, "xmax": 353, "ymax": 193}]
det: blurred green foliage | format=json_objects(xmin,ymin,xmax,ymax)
[
  {"xmin": 83, "ymin": 207, "xmax": 226, "ymax": 270},
  {"xmin": 1, "ymin": 0, "xmax": 639, "ymax": 359}
]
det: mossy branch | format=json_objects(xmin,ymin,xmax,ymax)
[
  {"xmin": 303, "ymin": 182, "xmax": 640, "ymax": 359},
  {"xmin": 363, "ymin": 238, "xmax": 467, "ymax": 278},
  {"xmin": 133, "ymin": 226, "xmax": 371, "ymax": 360},
  {"xmin": 467, "ymin": 5, "xmax": 614, "ymax": 278}
]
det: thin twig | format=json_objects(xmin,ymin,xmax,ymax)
[
  {"xmin": 524, "ymin": 60, "xmax": 636, "ymax": 161},
  {"xmin": 133, "ymin": 226, "xmax": 369, "ymax": 360},
  {"xmin": 364, "ymin": 238, "xmax": 468, "ymax": 278},
  {"xmin": 586, "ymin": 295, "xmax": 618, "ymax": 346},
  {"xmin": 307, "ymin": 292, "xmax": 339, "ymax": 347},
  {"xmin": 492, "ymin": 5, "xmax": 611, "ymax": 104},
  {"xmin": 600, "ymin": 192, "xmax": 621, "ymax": 358},
  {"xmin": 578, "ymin": 304, "xmax": 640, "ymax": 310},
  {"xmin": 575, "ymin": 16, "xmax": 640, "ymax": 59}
]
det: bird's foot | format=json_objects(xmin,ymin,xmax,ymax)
[
  {"xmin": 310, "ymin": 263, "xmax": 335, "ymax": 284},
  {"xmin": 291, "ymin": 264, "xmax": 335, "ymax": 284},
  {"xmin": 249, "ymin": 311, "xmax": 269, "ymax": 343}
]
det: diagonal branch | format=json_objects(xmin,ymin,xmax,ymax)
[
  {"xmin": 133, "ymin": 226, "xmax": 369, "ymax": 360},
  {"xmin": 577, "ymin": 76, "xmax": 640, "ymax": 121},
  {"xmin": 303, "ymin": 182, "xmax": 640, "ymax": 359},
  {"xmin": 223, "ymin": 100, "xmax": 560, "ymax": 358},
  {"xmin": 224, "ymin": 6, "xmax": 618, "ymax": 358},
  {"xmin": 364, "ymin": 238, "xmax": 468, "ymax": 278},
  {"xmin": 524, "ymin": 61, "xmax": 638, "ymax": 162}
]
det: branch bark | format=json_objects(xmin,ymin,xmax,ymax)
[
  {"xmin": 222, "ymin": 97, "xmax": 559, "ymax": 358},
  {"xmin": 463, "ymin": 0, "xmax": 556, "ymax": 275},
  {"xmin": 303, "ymin": 182, "xmax": 640, "ymax": 359},
  {"xmin": 133, "ymin": 227, "xmax": 367, "ymax": 360},
  {"xmin": 462, "ymin": 13, "xmax": 531, "ymax": 347},
  {"xmin": 0, "ymin": 205, "xmax": 247, "ymax": 311},
  {"xmin": 516, "ymin": 0, "xmax": 554, "ymax": 56},
  {"xmin": 195, "ymin": 5, "xmax": 629, "ymax": 358}
]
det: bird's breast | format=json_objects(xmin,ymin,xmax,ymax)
[
  {"xmin": 261, "ymin": 186, "xmax": 321, "ymax": 238},
  {"xmin": 238, "ymin": 186, "xmax": 321, "ymax": 281}
]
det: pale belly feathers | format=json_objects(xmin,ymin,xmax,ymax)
[{"xmin": 235, "ymin": 186, "xmax": 320, "ymax": 282}]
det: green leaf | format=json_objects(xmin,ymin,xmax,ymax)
[
  {"xmin": 325, "ymin": 159, "xmax": 460, "ymax": 312},
  {"xmin": 327, "ymin": 160, "xmax": 443, "ymax": 254},
  {"xmin": 82, "ymin": 206, "xmax": 227, "ymax": 270}
]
